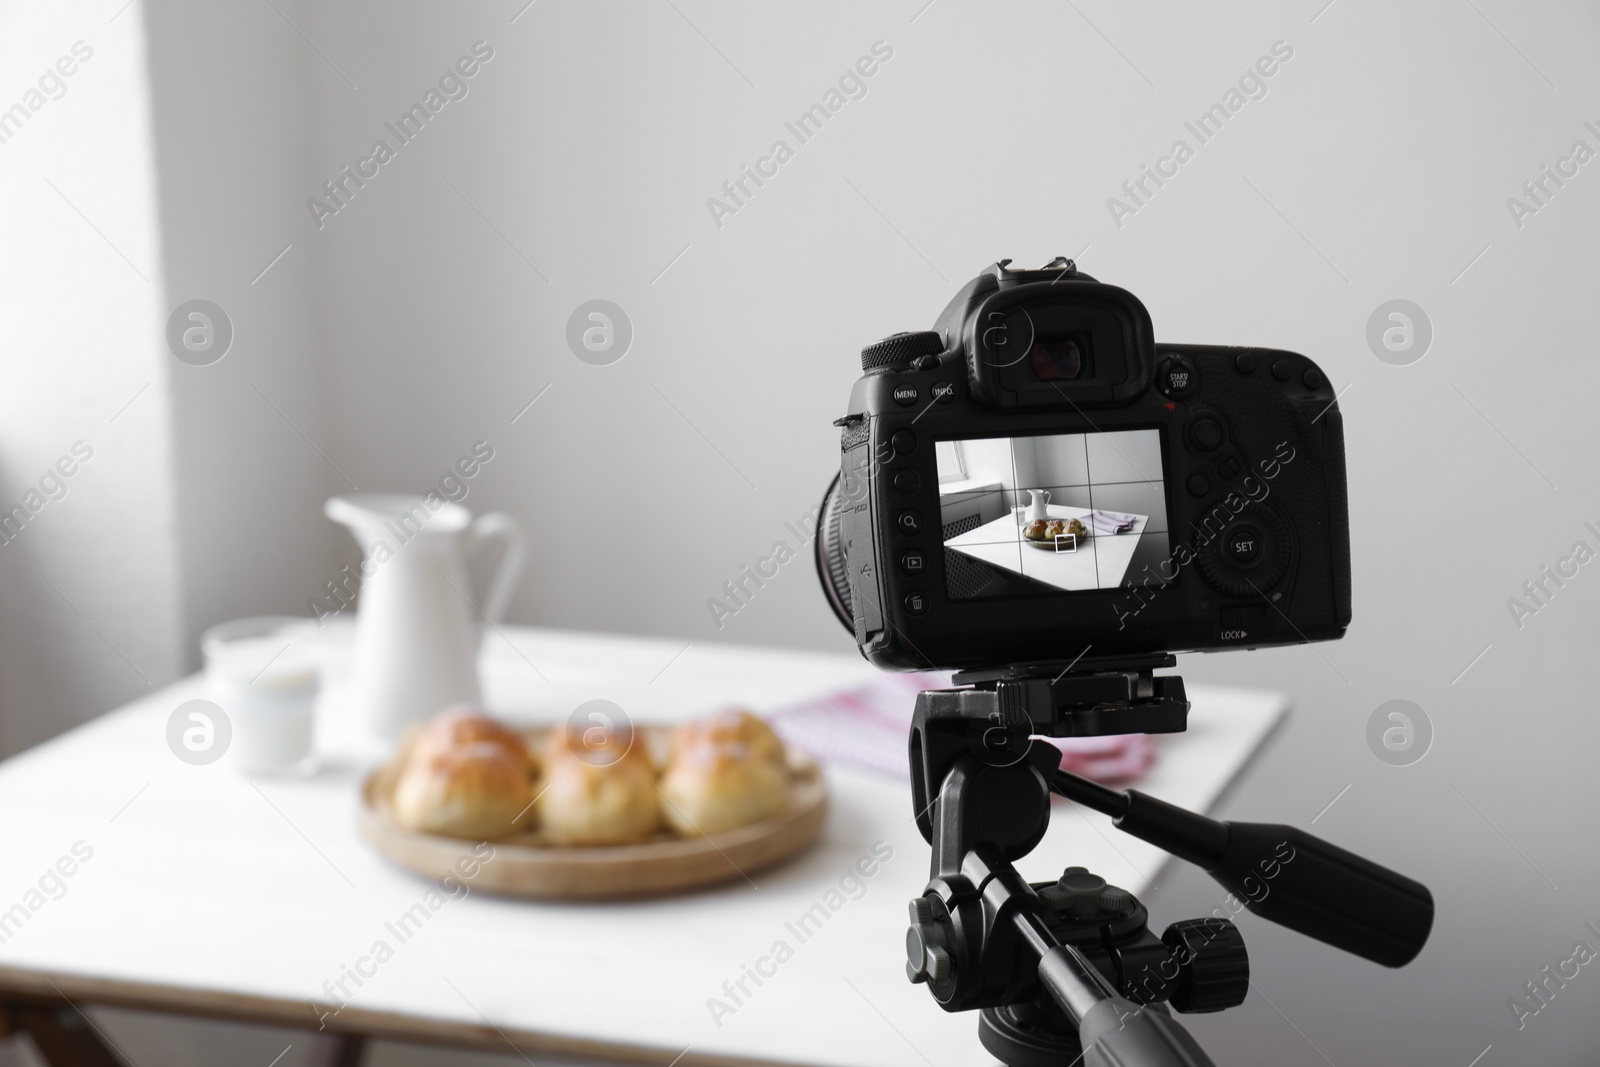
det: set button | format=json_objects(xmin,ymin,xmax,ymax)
[
  {"xmin": 891, "ymin": 429, "xmax": 918, "ymax": 456},
  {"xmin": 892, "ymin": 470, "xmax": 920, "ymax": 495},
  {"xmin": 1225, "ymin": 525, "xmax": 1263, "ymax": 566}
]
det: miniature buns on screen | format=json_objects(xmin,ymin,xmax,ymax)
[
  {"xmin": 659, "ymin": 743, "xmax": 789, "ymax": 837},
  {"xmin": 669, "ymin": 710, "xmax": 786, "ymax": 768},
  {"xmin": 410, "ymin": 706, "xmax": 534, "ymax": 777},
  {"xmin": 535, "ymin": 758, "xmax": 660, "ymax": 846},
  {"xmin": 392, "ymin": 742, "xmax": 534, "ymax": 840}
]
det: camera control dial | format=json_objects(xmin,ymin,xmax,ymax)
[
  {"xmin": 1193, "ymin": 505, "xmax": 1292, "ymax": 598},
  {"xmin": 861, "ymin": 331, "xmax": 944, "ymax": 372}
]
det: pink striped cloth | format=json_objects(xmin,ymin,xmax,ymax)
[
  {"xmin": 767, "ymin": 671, "xmax": 1156, "ymax": 783},
  {"xmin": 1087, "ymin": 509, "xmax": 1139, "ymax": 534}
]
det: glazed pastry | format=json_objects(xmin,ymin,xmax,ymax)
[
  {"xmin": 658, "ymin": 743, "xmax": 789, "ymax": 837},
  {"xmin": 392, "ymin": 742, "xmax": 534, "ymax": 840},
  {"xmin": 1024, "ymin": 519, "xmax": 1048, "ymax": 541},
  {"xmin": 541, "ymin": 722, "xmax": 651, "ymax": 771},
  {"xmin": 1066, "ymin": 518, "xmax": 1088, "ymax": 539},
  {"xmin": 1045, "ymin": 519, "xmax": 1065, "ymax": 538},
  {"xmin": 535, "ymin": 757, "xmax": 660, "ymax": 846},
  {"xmin": 669, "ymin": 710, "xmax": 785, "ymax": 767},
  {"xmin": 409, "ymin": 706, "xmax": 534, "ymax": 776}
]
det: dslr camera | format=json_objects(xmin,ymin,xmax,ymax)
[{"xmin": 816, "ymin": 258, "xmax": 1351, "ymax": 671}]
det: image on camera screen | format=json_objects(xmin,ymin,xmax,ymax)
[{"xmin": 934, "ymin": 429, "xmax": 1170, "ymax": 600}]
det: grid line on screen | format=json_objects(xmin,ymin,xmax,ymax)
[{"xmin": 937, "ymin": 429, "xmax": 1167, "ymax": 599}]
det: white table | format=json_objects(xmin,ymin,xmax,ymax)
[
  {"xmin": 945, "ymin": 506, "xmax": 1150, "ymax": 592},
  {"xmin": 0, "ymin": 623, "xmax": 1285, "ymax": 1067}
]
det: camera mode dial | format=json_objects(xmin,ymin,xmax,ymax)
[{"xmin": 861, "ymin": 331, "xmax": 944, "ymax": 372}]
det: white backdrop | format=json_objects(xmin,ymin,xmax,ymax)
[{"xmin": 0, "ymin": 2, "xmax": 184, "ymax": 755}]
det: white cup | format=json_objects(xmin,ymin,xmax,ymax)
[{"xmin": 202, "ymin": 616, "xmax": 321, "ymax": 777}]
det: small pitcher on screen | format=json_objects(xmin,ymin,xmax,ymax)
[{"xmin": 1025, "ymin": 489, "xmax": 1051, "ymax": 523}]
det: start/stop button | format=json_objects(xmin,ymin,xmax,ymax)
[{"xmin": 1157, "ymin": 355, "xmax": 1197, "ymax": 399}]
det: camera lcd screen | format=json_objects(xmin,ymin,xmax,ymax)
[{"xmin": 934, "ymin": 429, "xmax": 1170, "ymax": 599}]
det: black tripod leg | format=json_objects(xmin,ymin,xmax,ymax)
[
  {"xmin": 11, "ymin": 1001, "xmax": 124, "ymax": 1067},
  {"xmin": 304, "ymin": 1032, "xmax": 368, "ymax": 1067}
]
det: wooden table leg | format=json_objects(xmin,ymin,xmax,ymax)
[
  {"xmin": 10, "ymin": 1001, "xmax": 124, "ymax": 1067},
  {"xmin": 303, "ymin": 1032, "xmax": 368, "ymax": 1067}
]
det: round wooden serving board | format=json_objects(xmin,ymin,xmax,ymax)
[{"xmin": 359, "ymin": 726, "xmax": 828, "ymax": 900}]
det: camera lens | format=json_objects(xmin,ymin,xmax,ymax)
[
  {"xmin": 1029, "ymin": 336, "xmax": 1085, "ymax": 381},
  {"xmin": 814, "ymin": 473, "xmax": 855, "ymax": 633}
]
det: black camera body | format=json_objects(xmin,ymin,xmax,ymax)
[{"xmin": 817, "ymin": 259, "xmax": 1351, "ymax": 671}]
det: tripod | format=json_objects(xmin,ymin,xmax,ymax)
[{"xmin": 902, "ymin": 656, "xmax": 1434, "ymax": 1067}]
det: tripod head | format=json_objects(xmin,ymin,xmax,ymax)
[{"xmin": 903, "ymin": 657, "xmax": 1434, "ymax": 1067}]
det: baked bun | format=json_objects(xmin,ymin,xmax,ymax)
[
  {"xmin": 669, "ymin": 710, "xmax": 785, "ymax": 767},
  {"xmin": 410, "ymin": 706, "xmax": 534, "ymax": 776},
  {"xmin": 392, "ymin": 742, "xmax": 534, "ymax": 840},
  {"xmin": 535, "ymin": 757, "xmax": 660, "ymax": 846},
  {"xmin": 658, "ymin": 743, "xmax": 789, "ymax": 836},
  {"xmin": 541, "ymin": 723, "xmax": 651, "ymax": 772}
]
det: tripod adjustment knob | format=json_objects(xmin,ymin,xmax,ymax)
[
  {"xmin": 1162, "ymin": 918, "xmax": 1250, "ymax": 1013},
  {"xmin": 1042, "ymin": 867, "xmax": 1135, "ymax": 918},
  {"xmin": 1099, "ymin": 885, "xmax": 1134, "ymax": 913},
  {"xmin": 906, "ymin": 901, "xmax": 954, "ymax": 985},
  {"xmin": 924, "ymin": 945, "xmax": 952, "ymax": 983}
]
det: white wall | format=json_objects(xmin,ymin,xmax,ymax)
[
  {"xmin": 0, "ymin": 1, "xmax": 185, "ymax": 754},
  {"xmin": 142, "ymin": 0, "xmax": 341, "ymax": 664}
]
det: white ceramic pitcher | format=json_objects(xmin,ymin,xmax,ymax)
[
  {"xmin": 1025, "ymin": 489, "xmax": 1051, "ymax": 522},
  {"xmin": 325, "ymin": 493, "xmax": 525, "ymax": 741}
]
